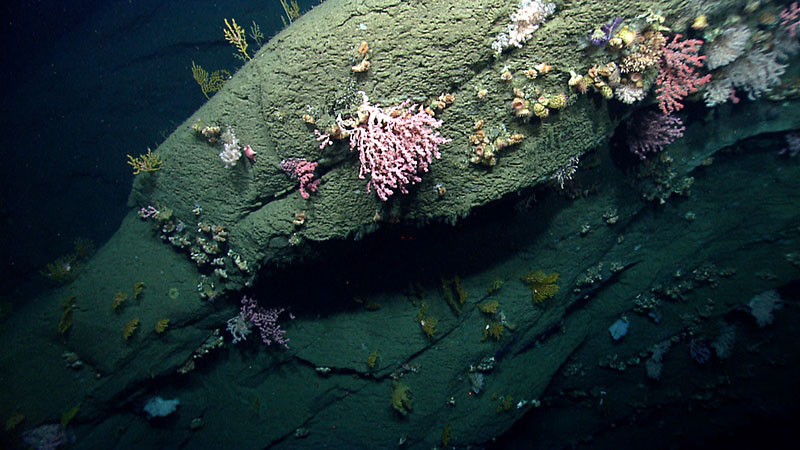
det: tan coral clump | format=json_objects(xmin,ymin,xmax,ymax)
[
  {"xmin": 293, "ymin": 211, "xmax": 307, "ymax": 227},
  {"xmin": 568, "ymin": 71, "xmax": 587, "ymax": 94},
  {"xmin": 621, "ymin": 31, "xmax": 665, "ymax": 73},
  {"xmin": 351, "ymin": 59, "xmax": 370, "ymax": 73},
  {"xmin": 123, "ymin": 318, "xmax": 140, "ymax": 341},
  {"xmin": 534, "ymin": 62, "xmax": 552, "ymax": 74},
  {"xmin": 357, "ymin": 41, "xmax": 369, "ymax": 56}
]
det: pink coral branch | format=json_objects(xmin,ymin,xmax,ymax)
[
  {"xmin": 655, "ymin": 34, "xmax": 712, "ymax": 114},
  {"xmin": 281, "ymin": 158, "xmax": 320, "ymax": 199},
  {"xmin": 781, "ymin": 2, "xmax": 800, "ymax": 38}
]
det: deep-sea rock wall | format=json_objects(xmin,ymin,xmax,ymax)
[
  {"xmin": 3, "ymin": 0, "xmax": 800, "ymax": 449},
  {"xmin": 130, "ymin": 0, "xmax": 679, "ymax": 284}
]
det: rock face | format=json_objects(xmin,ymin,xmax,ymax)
[
  {"xmin": 4, "ymin": 1, "xmax": 800, "ymax": 449},
  {"xmin": 131, "ymin": 0, "xmax": 620, "ymax": 287}
]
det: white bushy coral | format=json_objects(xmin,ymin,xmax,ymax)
[
  {"xmin": 705, "ymin": 25, "xmax": 752, "ymax": 70},
  {"xmin": 492, "ymin": 0, "xmax": 556, "ymax": 54},
  {"xmin": 219, "ymin": 127, "xmax": 242, "ymax": 168},
  {"xmin": 748, "ymin": 290, "xmax": 782, "ymax": 328},
  {"xmin": 704, "ymin": 49, "xmax": 786, "ymax": 106}
]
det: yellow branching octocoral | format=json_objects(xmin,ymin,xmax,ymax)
[
  {"xmin": 58, "ymin": 296, "xmax": 76, "ymax": 335},
  {"xmin": 154, "ymin": 318, "xmax": 170, "ymax": 334},
  {"xmin": 417, "ymin": 303, "xmax": 439, "ymax": 338},
  {"xmin": 279, "ymin": 0, "xmax": 300, "ymax": 26},
  {"xmin": 366, "ymin": 350, "xmax": 379, "ymax": 369},
  {"xmin": 191, "ymin": 62, "xmax": 230, "ymax": 99},
  {"xmin": 42, "ymin": 239, "xmax": 94, "ymax": 284},
  {"xmin": 482, "ymin": 320, "xmax": 505, "ymax": 341},
  {"xmin": 223, "ymin": 18, "xmax": 250, "ymax": 61},
  {"xmin": 111, "ymin": 291, "xmax": 128, "ymax": 311},
  {"xmin": 390, "ymin": 380, "xmax": 412, "ymax": 415},
  {"xmin": 441, "ymin": 276, "xmax": 467, "ymax": 315},
  {"xmin": 126, "ymin": 148, "xmax": 162, "ymax": 175},
  {"xmin": 123, "ymin": 318, "xmax": 140, "ymax": 341},
  {"xmin": 478, "ymin": 300, "xmax": 499, "ymax": 314},
  {"xmin": 521, "ymin": 270, "xmax": 560, "ymax": 304},
  {"xmin": 132, "ymin": 281, "xmax": 145, "ymax": 299},
  {"xmin": 43, "ymin": 258, "xmax": 76, "ymax": 283}
]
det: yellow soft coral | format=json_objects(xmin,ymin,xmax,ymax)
[
  {"xmin": 126, "ymin": 148, "xmax": 162, "ymax": 175},
  {"xmin": 521, "ymin": 270, "xmax": 560, "ymax": 304},
  {"xmin": 191, "ymin": 62, "xmax": 230, "ymax": 99},
  {"xmin": 223, "ymin": 18, "xmax": 250, "ymax": 61}
]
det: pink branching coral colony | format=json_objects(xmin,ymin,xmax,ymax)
[
  {"xmin": 318, "ymin": 92, "xmax": 451, "ymax": 201},
  {"xmin": 655, "ymin": 34, "xmax": 712, "ymax": 114}
]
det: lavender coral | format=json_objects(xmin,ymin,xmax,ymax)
[
  {"xmin": 491, "ymin": 0, "xmax": 556, "ymax": 54},
  {"xmin": 626, "ymin": 112, "xmax": 685, "ymax": 159},
  {"xmin": 228, "ymin": 295, "xmax": 291, "ymax": 348}
]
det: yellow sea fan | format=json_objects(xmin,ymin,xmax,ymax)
[{"xmin": 191, "ymin": 62, "xmax": 229, "ymax": 99}]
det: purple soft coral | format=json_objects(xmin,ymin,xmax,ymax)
[{"xmin": 589, "ymin": 17, "xmax": 623, "ymax": 47}]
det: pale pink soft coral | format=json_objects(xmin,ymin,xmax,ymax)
[{"xmin": 337, "ymin": 93, "xmax": 450, "ymax": 201}]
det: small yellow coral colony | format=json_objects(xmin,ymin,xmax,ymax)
[
  {"xmin": 154, "ymin": 318, "xmax": 170, "ymax": 334},
  {"xmin": 133, "ymin": 281, "xmax": 145, "ymax": 299},
  {"xmin": 478, "ymin": 300, "xmax": 499, "ymax": 314},
  {"xmin": 366, "ymin": 350, "xmax": 379, "ymax": 369},
  {"xmin": 223, "ymin": 18, "xmax": 250, "ymax": 61},
  {"xmin": 279, "ymin": 0, "xmax": 300, "ymax": 25},
  {"xmin": 482, "ymin": 321, "xmax": 504, "ymax": 341},
  {"xmin": 191, "ymin": 62, "xmax": 230, "ymax": 99},
  {"xmin": 391, "ymin": 380, "xmax": 412, "ymax": 415},
  {"xmin": 126, "ymin": 148, "xmax": 162, "ymax": 175},
  {"xmin": 111, "ymin": 291, "xmax": 128, "ymax": 311},
  {"xmin": 521, "ymin": 270, "xmax": 560, "ymax": 304},
  {"xmin": 58, "ymin": 296, "xmax": 76, "ymax": 336},
  {"xmin": 123, "ymin": 318, "xmax": 140, "ymax": 341},
  {"xmin": 417, "ymin": 303, "xmax": 439, "ymax": 337}
]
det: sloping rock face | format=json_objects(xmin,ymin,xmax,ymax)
[{"xmin": 131, "ymin": 0, "xmax": 628, "ymax": 286}]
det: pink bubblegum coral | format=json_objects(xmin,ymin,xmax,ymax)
[
  {"xmin": 280, "ymin": 158, "xmax": 320, "ymax": 199},
  {"xmin": 655, "ymin": 34, "xmax": 712, "ymax": 114},
  {"xmin": 337, "ymin": 93, "xmax": 450, "ymax": 201}
]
